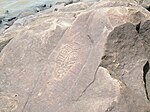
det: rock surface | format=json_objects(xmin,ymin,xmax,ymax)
[{"xmin": 0, "ymin": 0, "xmax": 150, "ymax": 112}]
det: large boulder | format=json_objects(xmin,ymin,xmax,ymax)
[{"xmin": 0, "ymin": 0, "xmax": 150, "ymax": 112}]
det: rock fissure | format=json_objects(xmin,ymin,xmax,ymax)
[
  {"xmin": 105, "ymin": 101, "xmax": 116, "ymax": 112},
  {"xmin": 87, "ymin": 35, "xmax": 94, "ymax": 44},
  {"xmin": 144, "ymin": 5, "xmax": 150, "ymax": 12},
  {"xmin": 0, "ymin": 38, "xmax": 12, "ymax": 52},
  {"xmin": 75, "ymin": 64, "xmax": 101, "ymax": 101},
  {"xmin": 147, "ymin": 6, "xmax": 150, "ymax": 11},
  {"xmin": 143, "ymin": 61, "xmax": 150, "ymax": 101},
  {"xmin": 136, "ymin": 22, "xmax": 141, "ymax": 33}
]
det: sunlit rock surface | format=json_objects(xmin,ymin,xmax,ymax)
[{"xmin": 0, "ymin": 0, "xmax": 150, "ymax": 112}]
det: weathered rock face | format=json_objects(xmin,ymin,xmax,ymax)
[
  {"xmin": 140, "ymin": 20, "xmax": 150, "ymax": 101},
  {"xmin": 0, "ymin": 1, "xmax": 150, "ymax": 112},
  {"xmin": 101, "ymin": 22, "xmax": 150, "ymax": 112}
]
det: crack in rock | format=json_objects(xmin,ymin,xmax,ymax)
[
  {"xmin": 75, "ymin": 64, "xmax": 100, "ymax": 101},
  {"xmin": 0, "ymin": 38, "xmax": 12, "ymax": 52},
  {"xmin": 143, "ymin": 61, "xmax": 150, "ymax": 100},
  {"xmin": 136, "ymin": 22, "xmax": 141, "ymax": 33},
  {"xmin": 105, "ymin": 101, "xmax": 116, "ymax": 112},
  {"xmin": 87, "ymin": 35, "xmax": 94, "ymax": 44}
]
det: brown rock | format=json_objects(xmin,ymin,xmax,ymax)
[{"xmin": 0, "ymin": 1, "xmax": 150, "ymax": 112}]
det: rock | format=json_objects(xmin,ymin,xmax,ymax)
[
  {"xmin": 49, "ymin": 4, "xmax": 53, "ymax": 8},
  {"xmin": 100, "ymin": 22, "xmax": 150, "ymax": 112},
  {"xmin": 0, "ymin": 0, "xmax": 150, "ymax": 112},
  {"xmin": 0, "ymin": 16, "xmax": 17, "ymax": 29},
  {"xmin": 142, "ymin": 1, "xmax": 150, "ymax": 11},
  {"xmin": 18, "ymin": 9, "xmax": 37, "ymax": 19},
  {"xmin": 140, "ymin": 20, "xmax": 150, "ymax": 101},
  {"xmin": 64, "ymin": 0, "xmax": 74, "ymax": 6},
  {"xmin": 73, "ymin": 0, "xmax": 81, "ymax": 3},
  {"xmin": 100, "ymin": 0, "xmax": 143, "ymax": 4},
  {"xmin": 0, "ymin": 14, "xmax": 18, "ymax": 33},
  {"xmin": 12, "ymin": 2, "xmax": 89, "ymax": 27},
  {"xmin": 5, "ymin": 17, "xmax": 17, "ymax": 22},
  {"xmin": 35, "ymin": 4, "xmax": 48, "ymax": 12},
  {"xmin": 60, "ymin": 2, "xmax": 89, "ymax": 12},
  {"xmin": 52, "ymin": 3, "xmax": 66, "ymax": 11},
  {"xmin": 56, "ymin": 0, "xmax": 74, "ymax": 6},
  {"xmin": 0, "ymin": 17, "xmax": 4, "ymax": 24},
  {"xmin": 0, "ymin": 38, "xmax": 11, "ymax": 52}
]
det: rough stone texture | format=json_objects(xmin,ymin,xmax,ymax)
[
  {"xmin": 101, "ymin": 0, "xmax": 144, "ymax": 4},
  {"xmin": 140, "ymin": 20, "xmax": 150, "ymax": 101},
  {"xmin": 0, "ymin": 1, "xmax": 150, "ymax": 112},
  {"xmin": 59, "ymin": 2, "xmax": 90, "ymax": 12},
  {"xmin": 142, "ymin": 0, "xmax": 150, "ymax": 12},
  {"xmin": 100, "ymin": 22, "xmax": 150, "ymax": 112}
]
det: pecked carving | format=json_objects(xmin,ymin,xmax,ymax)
[
  {"xmin": 54, "ymin": 43, "xmax": 81, "ymax": 80},
  {"xmin": 0, "ymin": 93, "xmax": 18, "ymax": 112}
]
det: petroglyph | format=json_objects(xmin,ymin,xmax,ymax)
[
  {"xmin": 54, "ymin": 43, "xmax": 81, "ymax": 80},
  {"xmin": 0, "ymin": 94, "xmax": 18, "ymax": 112}
]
